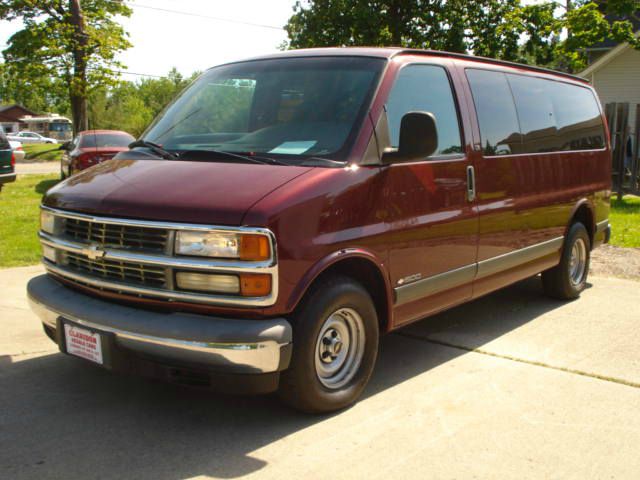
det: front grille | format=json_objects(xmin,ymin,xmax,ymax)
[
  {"xmin": 64, "ymin": 217, "xmax": 169, "ymax": 253},
  {"xmin": 64, "ymin": 251, "xmax": 167, "ymax": 288}
]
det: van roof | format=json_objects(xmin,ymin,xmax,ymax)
[{"xmin": 231, "ymin": 47, "xmax": 587, "ymax": 84}]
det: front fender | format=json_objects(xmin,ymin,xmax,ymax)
[{"xmin": 285, "ymin": 248, "xmax": 393, "ymax": 327}]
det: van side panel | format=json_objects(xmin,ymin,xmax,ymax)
[{"xmin": 455, "ymin": 60, "xmax": 611, "ymax": 299}]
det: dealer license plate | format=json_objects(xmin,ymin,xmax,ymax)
[{"xmin": 64, "ymin": 323, "xmax": 104, "ymax": 365}]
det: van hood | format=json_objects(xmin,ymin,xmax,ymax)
[{"xmin": 43, "ymin": 159, "xmax": 312, "ymax": 225}]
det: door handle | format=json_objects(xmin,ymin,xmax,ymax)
[{"xmin": 466, "ymin": 165, "xmax": 476, "ymax": 202}]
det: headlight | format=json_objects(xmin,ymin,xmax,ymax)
[
  {"xmin": 40, "ymin": 210, "xmax": 56, "ymax": 234},
  {"xmin": 175, "ymin": 231, "xmax": 270, "ymax": 261}
]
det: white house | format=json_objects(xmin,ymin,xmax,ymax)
[{"xmin": 579, "ymin": 33, "xmax": 640, "ymax": 137}]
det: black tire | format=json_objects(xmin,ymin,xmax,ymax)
[
  {"xmin": 279, "ymin": 276, "xmax": 379, "ymax": 413},
  {"xmin": 542, "ymin": 222, "xmax": 591, "ymax": 300}
]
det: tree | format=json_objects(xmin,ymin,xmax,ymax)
[
  {"xmin": 0, "ymin": 61, "xmax": 69, "ymax": 114},
  {"xmin": 0, "ymin": 0, "xmax": 132, "ymax": 134},
  {"xmin": 284, "ymin": 0, "xmax": 640, "ymax": 72},
  {"xmin": 284, "ymin": 1, "xmax": 535, "ymax": 59},
  {"xmin": 87, "ymin": 69, "xmax": 198, "ymax": 137}
]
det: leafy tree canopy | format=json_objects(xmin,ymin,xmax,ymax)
[
  {"xmin": 0, "ymin": 0, "xmax": 132, "ymax": 132},
  {"xmin": 284, "ymin": 0, "xmax": 640, "ymax": 72}
]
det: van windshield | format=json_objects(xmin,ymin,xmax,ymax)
[{"xmin": 142, "ymin": 56, "xmax": 385, "ymax": 163}]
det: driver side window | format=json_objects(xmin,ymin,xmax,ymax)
[{"xmin": 386, "ymin": 64, "xmax": 463, "ymax": 156}]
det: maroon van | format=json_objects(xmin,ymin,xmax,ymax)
[{"xmin": 28, "ymin": 48, "xmax": 611, "ymax": 412}]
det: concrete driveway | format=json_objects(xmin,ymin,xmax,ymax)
[
  {"xmin": 1, "ymin": 266, "xmax": 639, "ymax": 479},
  {"xmin": 14, "ymin": 162, "xmax": 59, "ymax": 175}
]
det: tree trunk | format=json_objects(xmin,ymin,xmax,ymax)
[
  {"xmin": 70, "ymin": 0, "xmax": 89, "ymax": 135},
  {"xmin": 389, "ymin": 0, "xmax": 402, "ymax": 45}
]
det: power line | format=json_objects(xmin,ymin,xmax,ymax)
[
  {"xmin": 131, "ymin": 3, "xmax": 285, "ymax": 31},
  {"xmin": 110, "ymin": 70, "xmax": 164, "ymax": 78}
]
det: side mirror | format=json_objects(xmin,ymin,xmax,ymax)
[
  {"xmin": 59, "ymin": 141, "xmax": 71, "ymax": 151},
  {"xmin": 382, "ymin": 111, "xmax": 438, "ymax": 163}
]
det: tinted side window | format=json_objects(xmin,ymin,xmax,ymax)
[
  {"xmin": 507, "ymin": 74, "xmax": 560, "ymax": 153},
  {"xmin": 547, "ymin": 81, "xmax": 605, "ymax": 150},
  {"xmin": 466, "ymin": 69, "xmax": 521, "ymax": 156},
  {"xmin": 386, "ymin": 65, "xmax": 462, "ymax": 156}
]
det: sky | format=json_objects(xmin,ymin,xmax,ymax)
[
  {"xmin": 0, "ymin": 0, "xmax": 295, "ymax": 79},
  {"xmin": 0, "ymin": 0, "xmax": 546, "ymax": 80}
]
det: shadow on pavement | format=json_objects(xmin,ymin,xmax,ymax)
[{"xmin": 0, "ymin": 276, "xmax": 566, "ymax": 479}]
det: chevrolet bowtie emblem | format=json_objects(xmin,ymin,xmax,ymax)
[{"xmin": 81, "ymin": 244, "xmax": 105, "ymax": 260}]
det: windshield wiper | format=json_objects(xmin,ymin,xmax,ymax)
[
  {"xmin": 179, "ymin": 149, "xmax": 287, "ymax": 166},
  {"xmin": 299, "ymin": 157, "xmax": 346, "ymax": 168},
  {"xmin": 129, "ymin": 140, "xmax": 178, "ymax": 160}
]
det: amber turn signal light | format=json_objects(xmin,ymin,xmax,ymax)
[
  {"xmin": 240, "ymin": 274, "xmax": 272, "ymax": 297},
  {"xmin": 239, "ymin": 234, "xmax": 270, "ymax": 261}
]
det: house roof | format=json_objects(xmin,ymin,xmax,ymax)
[
  {"xmin": 579, "ymin": 31, "xmax": 640, "ymax": 78},
  {"xmin": 0, "ymin": 104, "xmax": 39, "ymax": 116}
]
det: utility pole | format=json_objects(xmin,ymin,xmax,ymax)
[
  {"xmin": 566, "ymin": 1, "xmax": 573, "ymax": 42},
  {"xmin": 69, "ymin": 0, "xmax": 89, "ymax": 134}
]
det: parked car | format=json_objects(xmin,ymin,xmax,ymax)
[
  {"xmin": 28, "ymin": 48, "xmax": 612, "ymax": 413},
  {"xmin": 9, "ymin": 140, "xmax": 25, "ymax": 163},
  {"xmin": 0, "ymin": 127, "xmax": 16, "ymax": 192},
  {"xmin": 60, "ymin": 130, "xmax": 136, "ymax": 178},
  {"xmin": 8, "ymin": 131, "xmax": 58, "ymax": 144}
]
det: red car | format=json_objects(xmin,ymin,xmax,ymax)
[
  {"xmin": 30, "ymin": 48, "xmax": 611, "ymax": 412},
  {"xmin": 60, "ymin": 129, "xmax": 135, "ymax": 178}
]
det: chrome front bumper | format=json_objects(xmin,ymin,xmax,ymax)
[{"xmin": 27, "ymin": 274, "xmax": 292, "ymax": 374}]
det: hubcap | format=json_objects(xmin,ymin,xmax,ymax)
[
  {"xmin": 568, "ymin": 237, "xmax": 587, "ymax": 286},
  {"xmin": 315, "ymin": 308, "xmax": 365, "ymax": 389}
]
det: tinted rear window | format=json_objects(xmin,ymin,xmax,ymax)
[
  {"xmin": 465, "ymin": 69, "xmax": 521, "ymax": 156},
  {"xmin": 80, "ymin": 133, "xmax": 135, "ymax": 148},
  {"xmin": 545, "ymin": 80, "xmax": 605, "ymax": 151},
  {"xmin": 466, "ymin": 68, "xmax": 605, "ymax": 156}
]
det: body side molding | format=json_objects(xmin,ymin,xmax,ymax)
[{"xmin": 394, "ymin": 236, "xmax": 564, "ymax": 306}]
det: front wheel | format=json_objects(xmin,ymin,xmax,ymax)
[
  {"xmin": 279, "ymin": 276, "xmax": 379, "ymax": 413},
  {"xmin": 542, "ymin": 222, "xmax": 591, "ymax": 300}
]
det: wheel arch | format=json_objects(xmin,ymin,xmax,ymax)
[
  {"xmin": 286, "ymin": 249, "xmax": 394, "ymax": 333},
  {"xmin": 566, "ymin": 199, "xmax": 596, "ymax": 248}
]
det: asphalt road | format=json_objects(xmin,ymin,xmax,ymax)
[{"xmin": 2, "ymin": 265, "xmax": 639, "ymax": 479}]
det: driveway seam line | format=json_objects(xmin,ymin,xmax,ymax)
[
  {"xmin": 394, "ymin": 332, "xmax": 640, "ymax": 390},
  {"xmin": 3, "ymin": 349, "xmax": 57, "ymax": 358}
]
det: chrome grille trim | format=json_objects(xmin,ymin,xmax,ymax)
[
  {"xmin": 64, "ymin": 251, "xmax": 167, "ymax": 288},
  {"xmin": 39, "ymin": 206, "xmax": 278, "ymax": 307},
  {"xmin": 39, "ymin": 232, "xmax": 275, "ymax": 271},
  {"xmin": 44, "ymin": 262, "xmax": 274, "ymax": 306},
  {"xmin": 64, "ymin": 217, "xmax": 169, "ymax": 252}
]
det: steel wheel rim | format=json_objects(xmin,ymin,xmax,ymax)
[
  {"xmin": 314, "ymin": 307, "xmax": 365, "ymax": 389},
  {"xmin": 568, "ymin": 237, "xmax": 587, "ymax": 286}
]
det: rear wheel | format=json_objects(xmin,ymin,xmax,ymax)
[
  {"xmin": 542, "ymin": 222, "xmax": 590, "ymax": 300},
  {"xmin": 279, "ymin": 276, "xmax": 379, "ymax": 413}
]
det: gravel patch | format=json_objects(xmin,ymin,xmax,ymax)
[{"xmin": 591, "ymin": 244, "xmax": 640, "ymax": 281}]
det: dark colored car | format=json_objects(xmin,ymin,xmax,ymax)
[
  {"xmin": 0, "ymin": 126, "xmax": 16, "ymax": 192},
  {"xmin": 60, "ymin": 129, "xmax": 135, "ymax": 178},
  {"xmin": 28, "ymin": 48, "xmax": 612, "ymax": 412}
]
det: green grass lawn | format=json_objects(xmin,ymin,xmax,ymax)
[
  {"xmin": 0, "ymin": 175, "xmax": 638, "ymax": 268},
  {"xmin": 22, "ymin": 144, "xmax": 64, "ymax": 162},
  {"xmin": 610, "ymin": 195, "xmax": 640, "ymax": 247},
  {"xmin": 0, "ymin": 174, "xmax": 59, "ymax": 268}
]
